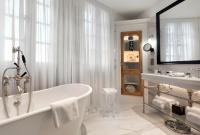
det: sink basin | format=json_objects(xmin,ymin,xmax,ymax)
[{"xmin": 142, "ymin": 73, "xmax": 200, "ymax": 91}]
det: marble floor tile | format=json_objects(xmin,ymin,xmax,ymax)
[
  {"xmin": 84, "ymin": 104, "xmax": 200, "ymax": 135},
  {"xmin": 139, "ymin": 128, "xmax": 168, "ymax": 135}
]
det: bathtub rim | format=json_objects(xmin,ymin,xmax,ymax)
[{"xmin": 0, "ymin": 83, "xmax": 92, "ymax": 127}]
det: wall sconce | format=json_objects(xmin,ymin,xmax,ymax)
[
  {"xmin": 143, "ymin": 43, "xmax": 154, "ymax": 52},
  {"xmin": 143, "ymin": 35, "xmax": 154, "ymax": 52}
]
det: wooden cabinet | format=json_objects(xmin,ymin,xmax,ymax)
[{"xmin": 121, "ymin": 31, "xmax": 143, "ymax": 96}]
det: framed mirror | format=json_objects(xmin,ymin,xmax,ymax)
[{"xmin": 156, "ymin": 0, "xmax": 200, "ymax": 64}]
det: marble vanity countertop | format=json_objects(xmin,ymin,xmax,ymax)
[{"xmin": 142, "ymin": 73, "xmax": 200, "ymax": 91}]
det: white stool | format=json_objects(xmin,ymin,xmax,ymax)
[{"xmin": 101, "ymin": 88, "xmax": 117, "ymax": 116}]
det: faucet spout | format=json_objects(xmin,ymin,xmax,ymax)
[{"xmin": 17, "ymin": 85, "xmax": 24, "ymax": 94}]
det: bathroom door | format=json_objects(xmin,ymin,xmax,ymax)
[{"xmin": 121, "ymin": 31, "xmax": 143, "ymax": 96}]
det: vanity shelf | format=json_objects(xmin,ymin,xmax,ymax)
[
  {"xmin": 146, "ymin": 102, "xmax": 200, "ymax": 132},
  {"xmin": 142, "ymin": 73, "xmax": 200, "ymax": 133}
]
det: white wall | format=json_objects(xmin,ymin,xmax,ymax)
[{"xmin": 138, "ymin": 0, "xmax": 176, "ymax": 18}]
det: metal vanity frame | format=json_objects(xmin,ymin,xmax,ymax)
[{"xmin": 142, "ymin": 73, "xmax": 200, "ymax": 134}]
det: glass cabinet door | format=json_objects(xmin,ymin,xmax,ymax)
[{"xmin": 121, "ymin": 31, "xmax": 143, "ymax": 96}]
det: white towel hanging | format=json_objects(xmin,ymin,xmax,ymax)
[{"xmin": 51, "ymin": 97, "xmax": 80, "ymax": 128}]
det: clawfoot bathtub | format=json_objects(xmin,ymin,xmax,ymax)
[{"xmin": 0, "ymin": 84, "xmax": 92, "ymax": 135}]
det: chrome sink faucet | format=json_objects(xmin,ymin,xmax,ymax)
[
  {"xmin": 190, "ymin": 68, "xmax": 200, "ymax": 78},
  {"xmin": 195, "ymin": 68, "xmax": 200, "ymax": 78}
]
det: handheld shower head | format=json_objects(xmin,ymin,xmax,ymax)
[{"xmin": 22, "ymin": 55, "xmax": 26, "ymax": 64}]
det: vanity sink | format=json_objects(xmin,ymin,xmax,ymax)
[{"xmin": 142, "ymin": 73, "xmax": 200, "ymax": 90}]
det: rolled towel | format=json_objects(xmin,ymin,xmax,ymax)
[
  {"xmin": 193, "ymin": 91, "xmax": 200, "ymax": 101},
  {"xmin": 186, "ymin": 106, "xmax": 200, "ymax": 115},
  {"xmin": 159, "ymin": 84, "xmax": 170, "ymax": 92},
  {"xmin": 168, "ymin": 86, "xmax": 188, "ymax": 99},
  {"xmin": 152, "ymin": 98, "xmax": 166, "ymax": 109},
  {"xmin": 155, "ymin": 95, "xmax": 174, "ymax": 103},
  {"xmin": 51, "ymin": 97, "xmax": 80, "ymax": 128},
  {"xmin": 155, "ymin": 95, "xmax": 179, "ymax": 108},
  {"xmin": 186, "ymin": 112, "xmax": 200, "ymax": 126},
  {"xmin": 172, "ymin": 72, "xmax": 186, "ymax": 77}
]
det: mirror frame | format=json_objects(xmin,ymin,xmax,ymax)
[{"xmin": 156, "ymin": 0, "xmax": 200, "ymax": 64}]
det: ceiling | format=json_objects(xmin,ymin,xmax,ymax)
[{"xmin": 97, "ymin": 0, "xmax": 163, "ymax": 19}]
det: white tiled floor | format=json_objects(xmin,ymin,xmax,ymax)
[{"xmin": 84, "ymin": 104, "xmax": 200, "ymax": 135}]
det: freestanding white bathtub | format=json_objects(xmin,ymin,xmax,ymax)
[{"xmin": 0, "ymin": 84, "xmax": 92, "ymax": 135}]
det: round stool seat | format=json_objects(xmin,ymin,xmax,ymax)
[{"xmin": 103, "ymin": 88, "xmax": 117, "ymax": 94}]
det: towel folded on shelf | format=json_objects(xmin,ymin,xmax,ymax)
[
  {"xmin": 186, "ymin": 106, "xmax": 200, "ymax": 115},
  {"xmin": 168, "ymin": 86, "xmax": 188, "ymax": 99},
  {"xmin": 51, "ymin": 97, "xmax": 79, "ymax": 128},
  {"xmin": 193, "ymin": 91, "xmax": 200, "ymax": 101},
  {"xmin": 186, "ymin": 112, "xmax": 200, "ymax": 126},
  {"xmin": 172, "ymin": 72, "xmax": 186, "ymax": 77},
  {"xmin": 152, "ymin": 98, "xmax": 165, "ymax": 109},
  {"xmin": 152, "ymin": 95, "xmax": 180, "ymax": 110},
  {"xmin": 155, "ymin": 95, "xmax": 179, "ymax": 107}
]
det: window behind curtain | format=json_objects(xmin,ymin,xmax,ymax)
[
  {"xmin": 84, "ymin": 3, "xmax": 96, "ymax": 69},
  {"xmin": 4, "ymin": 0, "xmax": 25, "ymax": 61},
  {"xmin": 100, "ymin": 10, "xmax": 111, "ymax": 69},
  {"xmin": 36, "ymin": 0, "xmax": 51, "ymax": 63},
  {"xmin": 84, "ymin": 2, "xmax": 111, "ymax": 69},
  {"xmin": 3, "ymin": 0, "xmax": 51, "ymax": 63}
]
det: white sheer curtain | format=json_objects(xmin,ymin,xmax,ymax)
[
  {"xmin": 53, "ymin": 0, "xmax": 117, "ymax": 109},
  {"xmin": 52, "ymin": 0, "xmax": 82, "ymax": 85},
  {"xmin": 161, "ymin": 18, "xmax": 200, "ymax": 62},
  {"xmin": 79, "ymin": 1, "xmax": 116, "ymax": 109},
  {"xmin": 0, "ymin": 0, "xmax": 118, "ymax": 109}
]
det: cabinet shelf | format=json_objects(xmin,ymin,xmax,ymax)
[
  {"xmin": 121, "ymin": 31, "xmax": 143, "ymax": 96},
  {"xmin": 124, "ymin": 62, "xmax": 139, "ymax": 64},
  {"xmin": 124, "ymin": 82, "xmax": 138, "ymax": 85},
  {"xmin": 123, "ymin": 69, "xmax": 140, "ymax": 75}
]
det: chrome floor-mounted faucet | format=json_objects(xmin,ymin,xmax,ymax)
[
  {"xmin": 2, "ymin": 47, "xmax": 31, "ymax": 95},
  {"xmin": 2, "ymin": 46, "xmax": 32, "ymax": 118}
]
